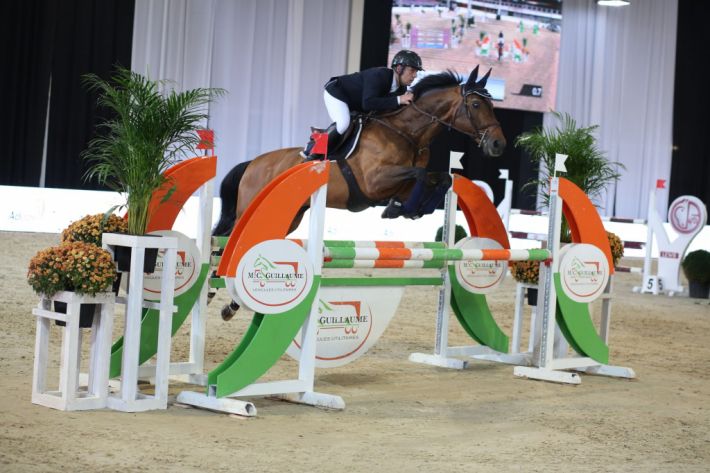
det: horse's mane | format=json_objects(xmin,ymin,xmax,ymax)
[{"xmin": 411, "ymin": 70, "xmax": 463, "ymax": 100}]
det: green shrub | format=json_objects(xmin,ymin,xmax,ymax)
[
  {"xmin": 435, "ymin": 225, "xmax": 468, "ymax": 243},
  {"xmin": 681, "ymin": 250, "xmax": 710, "ymax": 284}
]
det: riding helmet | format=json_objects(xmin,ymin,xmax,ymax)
[{"xmin": 391, "ymin": 50, "xmax": 423, "ymax": 71}]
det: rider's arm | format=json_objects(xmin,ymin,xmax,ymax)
[{"xmin": 361, "ymin": 68, "xmax": 401, "ymax": 111}]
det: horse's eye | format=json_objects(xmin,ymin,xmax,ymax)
[{"xmin": 472, "ymin": 101, "xmax": 480, "ymax": 109}]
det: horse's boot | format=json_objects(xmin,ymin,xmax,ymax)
[
  {"xmin": 416, "ymin": 173, "xmax": 453, "ymax": 216},
  {"xmin": 381, "ymin": 198, "xmax": 404, "ymax": 218}
]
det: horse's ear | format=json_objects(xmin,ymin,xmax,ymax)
[
  {"xmin": 465, "ymin": 66, "xmax": 480, "ymax": 91},
  {"xmin": 476, "ymin": 68, "xmax": 492, "ymax": 89}
]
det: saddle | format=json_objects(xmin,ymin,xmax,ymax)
[{"xmin": 304, "ymin": 112, "xmax": 365, "ymax": 161}]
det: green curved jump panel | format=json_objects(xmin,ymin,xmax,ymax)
[
  {"xmin": 208, "ymin": 277, "xmax": 321, "ymax": 398},
  {"xmin": 109, "ymin": 264, "xmax": 210, "ymax": 378},
  {"xmin": 449, "ymin": 267, "xmax": 509, "ymax": 354},
  {"xmin": 554, "ymin": 273, "xmax": 609, "ymax": 364}
]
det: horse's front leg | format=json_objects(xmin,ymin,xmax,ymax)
[{"xmin": 366, "ymin": 165, "xmax": 451, "ymax": 219}]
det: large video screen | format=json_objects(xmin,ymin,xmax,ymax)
[{"xmin": 389, "ymin": 1, "xmax": 562, "ymax": 113}]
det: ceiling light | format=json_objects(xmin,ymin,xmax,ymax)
[{"xmin": 597, "ymin": 0, "xmax": 630, "ymax": 6}]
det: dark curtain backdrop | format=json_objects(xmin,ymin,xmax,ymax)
[
  {"xmin": 0, "ymin": 1, "xmax": 58, "ymax": 186},
  {"xmin": 360, "ymin": 0, "xmax": 542, "ymax": 210},
  {"xmin": 669, "ymin": 0, "xmax": 709, "ymax": 209},
  {"xmin": 0, "ymin": 0, "xmax": 134, "ymax": 189}
]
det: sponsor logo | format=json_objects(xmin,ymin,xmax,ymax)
[
  {"xmin": 235, "ymin": 239, "xmax": 313, "ymax": 313},
  {"xmin": 558, "ymin": 244, "xmax": 609, "ymax": 303},
  {"xmin": 293, "ymin": 299, "xmax": 373, "ymax": 360},
  {"xmin": 454, "ymin": 237, "xmax": 506, "ymax": 294},
  {"xmin": 143, "ymin": 230, "xmax": 200, "ymax": 299},
  {"xmin": 669, "ymin": 196, "xmax": 706, "ymax": 235}
]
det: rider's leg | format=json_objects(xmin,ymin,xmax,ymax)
[
  {"xmin": 324, "ymin": 91, "xmax": 350, "ymax": 134},
  {"xmin": 302, "ymin": 92, "xmax": 348, "ymax": 160}
]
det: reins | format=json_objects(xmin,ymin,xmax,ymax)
[{"xmin": 368, "ymin": 85, "xmax": 501, "ymax": 156}]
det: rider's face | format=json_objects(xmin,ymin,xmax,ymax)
[{"xmin": 399, "ymin": 66, "xmax": 418, "ymax": 86}]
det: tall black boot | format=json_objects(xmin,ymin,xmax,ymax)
[{"xmin": 305, "ymin": 124, "xmax": 341, "ymax": 161}]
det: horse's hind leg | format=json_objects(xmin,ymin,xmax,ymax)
[{"xmin": 213, "ymin": 161, "xmax": 250, "ymax": 236}]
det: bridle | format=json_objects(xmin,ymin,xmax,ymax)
[{"xmin": 370, "ymin": 85, "xmax": 501, "ymax": 153}]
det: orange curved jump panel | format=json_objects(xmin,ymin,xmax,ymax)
[
  {"xmin": 559, "ymin": 178, "xmax": 614, "ymax": 274},
  {"xmin": 146, "ymin": 156, "xmax": 217, "ymax": 232},
  {"xmin": 217, "ymin": 162, "xmax": 324, "ymax": 276},
  {"xmin": 221, "ymin": 162, "xmax": 330, "ymax": 277},
  {"xmin": 453, "ymin": 175, "xmax": 510, "ymax": 247}
]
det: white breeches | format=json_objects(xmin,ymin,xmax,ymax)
[{"xmin": 324, "ymin": 90, "xmax": 350, "ymax": 134}]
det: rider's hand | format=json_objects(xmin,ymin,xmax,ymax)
[{"xmin": 399, "ymin": 91, "xmax": 414, "ymax": 105}]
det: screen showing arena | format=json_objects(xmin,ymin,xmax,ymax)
[{"xmin": 389, "ymin": 1, "xmax": 562, "ymax": 113}]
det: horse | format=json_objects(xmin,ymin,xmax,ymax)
[
  {"xmin": 212, "ymin": 66, "xmax": 506, "ymax": 319},
  {"xmin": 213, "ymin": 66, "xmax": 506, "ymax": 237}
]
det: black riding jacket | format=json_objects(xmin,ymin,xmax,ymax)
[{"xmin": 325, "ymin": 67, "xmax": 406, "ymax": 112}]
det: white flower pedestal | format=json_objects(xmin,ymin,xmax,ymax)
[
  {"xmin": 31, "ymin": 291, "xmax": 115, "ymax": 411},
  {"xmin": 102, "ymin": 233, "xmax": 178, "ymax": 412}
]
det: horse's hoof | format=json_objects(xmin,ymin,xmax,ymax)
[
  {"xmin": 220, "ymin": 300, "xmax": 240, "ymax": 321},
  {"xmin": 207, "ymin": 290, "xmax": 216, "ymax": 306},
  {"xmin": 221, "ymin": 305, "xmax": 236, "ymax": 321}
]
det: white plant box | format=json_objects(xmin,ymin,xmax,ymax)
[
  {"xmin": 31, "ymin": 291, "xmax": 115, "ymax": 411},
  {"xmin": 102, "ymin": 233, "xmax": 178, "ymax": 412}
]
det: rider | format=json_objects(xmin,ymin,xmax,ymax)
[{"xmin": 301, "ymin": 49, "xmax": 424, "ymax": 160}]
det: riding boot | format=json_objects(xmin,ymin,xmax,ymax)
[
  {"xmin": 299, "ymin": 138, "xmax": 316, "ymax": 159},
  {"xmin": 304, "ymin": 124, "xmax": 341, "ymax": 161}
]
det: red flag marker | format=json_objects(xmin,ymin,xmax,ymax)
[
  {"xmin": 311, "ymin": 132, "xmax": 328, "ymax": 155},
  {"xmin": 197, "ymin": 129, "xmax": 215, "ymax": 151},
  {"xmin": 655, "ymin": 179, "xmax": 666, "ymax": 189}
]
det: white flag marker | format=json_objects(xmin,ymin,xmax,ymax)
[
  {"xmin": 449, "ymin": 151, "xmax": 464, "ymax": 171},
  {"xmin": 554, "ymin": 153, "xmax": 568, "ymax": 175}
]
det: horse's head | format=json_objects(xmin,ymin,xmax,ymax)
[{"xmin": 455, "ymin": 66, "xmax": 506, "ymax": 157}]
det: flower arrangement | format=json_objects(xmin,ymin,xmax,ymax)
[
  {"xmin": 61, "ymin": 213, "xmax": 128, "ymax": 247},
  {"xmin": 510, "ymin": 259, "xmax": 540, "ymax": 284},
  {"xmin": 27, "ymin": 241, "xmax": 117, "ymax": 298},
  {"xmin": 510, "ymin": 233, "xmax": 625, "ymax": 285},
  {"xmin": 607, "ymin": 231, "xmax": 624, "ymax": 267}
]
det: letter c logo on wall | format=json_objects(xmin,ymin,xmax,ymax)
[
  {"xmin": 234, "ymin": 240, "xmax": 313, "ymax": 314},
  {"xmin": 668, "ymin": 196, "xmax": 707, "ymax": 236}
]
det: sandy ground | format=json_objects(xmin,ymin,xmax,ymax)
[{"xmin": 2, "ymin": 231, "xmax": 709, "ymax": 472}]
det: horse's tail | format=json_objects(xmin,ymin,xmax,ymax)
[{"xmin": 212, "ymin": 160, "xmax": 251, "ymax": 236}]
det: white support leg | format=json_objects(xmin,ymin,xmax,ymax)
[
  {"xmin": 32, "ymin": 292, "xmax": 115, "ymax": 410},
  {"xmin": 410, "ymin": 187, "xmax": 468, "ymax": 370},
  {"xmin": 104, "ymin": 234, "xmax": 178, "ymax": 412}
]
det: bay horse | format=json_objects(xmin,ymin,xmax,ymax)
[{"xmin": 213, "ymin": 66, "xmax": 506, "ymax": 237}]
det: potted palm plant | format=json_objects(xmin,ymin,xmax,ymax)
[
  {"xmin": 81, "ymin": 66, "xmax": 224, "ymax": 271},
  {"xmin": 513, "ymin": 111, "xmax": 625, "ymax": 303},
  {"xmin": 515, "ymin": 111, "xmax": 625, "ymax": 242}
]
